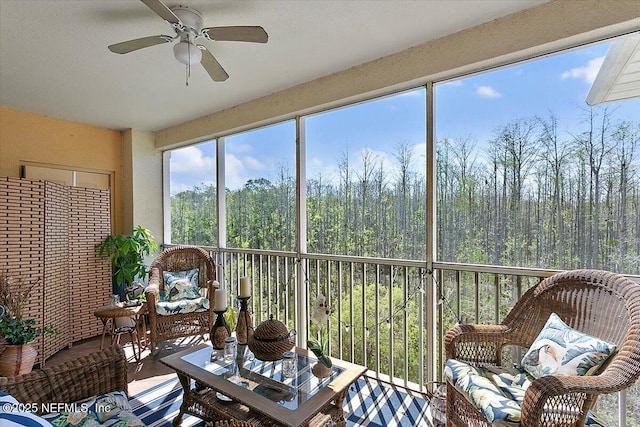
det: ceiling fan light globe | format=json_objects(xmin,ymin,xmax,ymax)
[{"xmin": 173, "ymin": 41, "xmax": 202, "ymax": 65}]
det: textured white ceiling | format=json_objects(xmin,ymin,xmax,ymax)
[{"xmin": 0, "ymin": 0, "xmax": 546, "ymax": 132}]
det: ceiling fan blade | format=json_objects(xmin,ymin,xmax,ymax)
[
  {"xmin": 140, "ymin": 0, "xmax": 180, "ymax": 24},
  {"xmin": 202, "ymin": 26, "xmax": 268, "ymax": 43},
  {"xmin": 108, "ymin": 35, "xmax": 173, "ymax": 54},
  {"xmin": 198, "ymin": 47, "xmax": 229, "ymax": 82}
]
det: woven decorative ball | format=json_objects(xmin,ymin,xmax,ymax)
[{"xmin": 247, "ymin": 314, "xmax": 296, "ymax": 361}]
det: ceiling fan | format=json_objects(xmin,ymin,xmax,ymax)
[{"xmin": 108, "ymin": 0, "xmax": 268, "ymax": 83}]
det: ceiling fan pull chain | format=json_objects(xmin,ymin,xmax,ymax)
[{"xmin": 186, "ymin": 43, "xmax": 191, "ymax": 86}]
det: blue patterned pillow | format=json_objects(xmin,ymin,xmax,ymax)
[
  {"xmin": 521, "ymin": 313, "xmax": 616, "ymax": 378},
  {"xmin": 163, "ymin": 268, "xmax": 201, "ymax": 301},
  {"xmin": 445, "ymin": 359, "xmax": 522, "ymax": 426},
  {"xmin": 480, "ymin": 366, "xmax": 531, "ymax": 405},
  {"xmin": 445, "ymin": 360, "xmax": 608, "ymax": 426}
]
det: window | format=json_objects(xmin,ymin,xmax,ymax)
[
  {"xmin": 225, "ymin": 121, "xmax": 296, "ymax": 251},
  {"xmin": 167, "ymin": 140, "xmax": 216, "ymax": 246},
  {"xmin": 435, "ymin": 38, "xmax": 640, "ymax": 275},
  {"xmin": 305, "ymin": 89, "xmax": 427, "ymax": 259}
]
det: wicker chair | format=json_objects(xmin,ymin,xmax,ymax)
[
  {"xmin": 444, "ymin": 269, "xmax": 640, "ymax": 427},
  {"xmin": 145, "ymin": 245, "xmax": 218, "ymax": 353},
  {"xmin": 0, "ymin": 346, "xmax": 128, "ymax": 414}
]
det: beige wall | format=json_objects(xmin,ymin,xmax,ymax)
[
  {"xmin": 0, "ymin": 107, "xmax": 124, "ymax": 233},
  {"xmin": 122, "ymin": 129, "xmax": 163, "ymax": 247}
]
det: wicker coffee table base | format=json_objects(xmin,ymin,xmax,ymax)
[{"xmin": 173, "ymin": 373, "xmax": 347, "ymax": 427}]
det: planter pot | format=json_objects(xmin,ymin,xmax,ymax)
[
  {"xmin": 311, "ymin": 361, "xmax": 332, "ymax": 378},
  {"xmin": 0, "ymin": 343, "xmax": 37, "ymax": 376}
]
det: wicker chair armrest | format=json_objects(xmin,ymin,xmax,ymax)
[
  {"xmin": 520, "ymin": 374, "xmax": 608, "ymax": 427},
  {"xmin": 145, "ymin": 267, "xmax": 161, "ymax": 307},
  {"xmin": 445, "ymin": 324, "xmax": 513, "ymax": 363},
  {"xmin": 147, "ymin": 267, "xmax": 161, "ymax": 291},
  {"xmin": 0, "ymin": 346, "xmax": 127, "ymax": 414},
  {"xmin": 0, "ymin": 367, "xmax": 50, "ymax": 407}
]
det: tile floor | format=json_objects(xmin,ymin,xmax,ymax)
[{"xmin": 44, "ymin": 333, "xmax": 203, "ymax": 396}]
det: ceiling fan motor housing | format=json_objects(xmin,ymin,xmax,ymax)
[
  {"xmin": 171, "ymin": 6, "xmax": 203, "ymax": 65},
  {"xmin": 171, "ymin": 6, "xmax": 204, "ymax": 33}
]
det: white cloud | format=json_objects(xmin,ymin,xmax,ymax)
[
  {"xmin": 170, "ymin": 146, "xmax": 214, "ymax": 174},
  {"xmin": 411, "ymin": 143, "xmax": 427, "ymax": 163},
  {"xmin": 244, "ymin": 156, "xmax": 268, "ymax": 171},
  {"xmin": 560, "ymin": 56, "xmax": 604, "ymax": 84},
  {"xmin": 230, "ymin": 143, "xmax": 254, "ymax": 155},
  {"xmin": 476, "ymin": 86, "xmax": 502, "ymax": 98},
  {"xmin": 307, "ymin": 157, "xmax": 343, "ymax": 188},
  {"xmin": 169, "ymin": 146, "xmax": 216, "ymax": 194},
  {"xmin": 224, "ymin": 153, "xmax": 247, "ymax": 190},
  {"xmin": 222, "ymin": 152, "xmax": 272, "ymax": 190},
  {"xmin": 310, "ymin": 157, "xmax": 324, "ymax": 169}
]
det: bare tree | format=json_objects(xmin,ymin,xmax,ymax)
[
  {"xmin": 538, "ymin": 113, "xmax": 571, "ymax": 265},
  {"xmin": 572, "ymin": 107, "xmax": 615, "ymax": 267}
]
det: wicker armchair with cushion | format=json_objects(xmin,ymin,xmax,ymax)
[
  {"xmin": 444, "ymin": 269, "xmax": 640, "ymax": 427},
  {"xmin": 0, "ymin": 345, "xmax": 144, "ymax": 426},
  {"xmin": 145, "ymin": 245, "xmax": 218, "ymax": 353}
]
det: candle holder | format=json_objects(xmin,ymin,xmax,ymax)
[
  {"xmin": 236, "ymin": 296, "xmax": 254, "ymax": 345},
  {"xmin": 211, "ymin": 309, "xmax": 231, "ymax": 350}
]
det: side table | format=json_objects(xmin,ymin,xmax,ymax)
[{"xmin": 93, "ymin": 303, "xmax": 147, "ymax": 362}]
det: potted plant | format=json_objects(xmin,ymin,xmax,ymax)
[
  {"xmin": 308, "ymin": 294, "xmax": 333, "ymax": 378},
  {"xmin": 0, "ymin": 273, "xmax": 57, "ymax": 376},
  {"xmin": 96, "ymin": 225, "xmax": 158, "ymax": 300}
]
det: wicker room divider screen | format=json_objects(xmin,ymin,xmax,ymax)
[{"xmin": 0, "ymin": 176, "xmax": 112, "ymax": 366}]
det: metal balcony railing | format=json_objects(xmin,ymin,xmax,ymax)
[{"xmin": 180, "ymin": 245, "xmax": 636, "ymax": 427}]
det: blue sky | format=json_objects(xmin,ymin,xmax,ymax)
[{"xmin": 170, "ymin": 38, "xmax": 639, "ymax": 194}]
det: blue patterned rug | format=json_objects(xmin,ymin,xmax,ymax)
[{"xmin": 129, "ymin": 374, "xmax": 432, "ymax": 427}]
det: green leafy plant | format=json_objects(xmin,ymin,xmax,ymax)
[
  {"xmin": 307, "ymin": 294, "xmax": 332, "ymax": 368},
  {"xmin": 0, "ymin": 316, "xmax": 57, "ymax": 345},
  {"xmin": 96, "ymin": 226, "xmax": 158, "ymax": 298},
  {"xmin": 0, "ymin": 273, "xmax": 57, "ymax": 345},
  {"xmin": 224, "ymin": 306, "xmax": 237, "ymax": 331}
]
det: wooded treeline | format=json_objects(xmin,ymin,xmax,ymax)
[
  {"xmin": 438, "ymin": 109, "xmax": 639, "ymax": 274},
  {"xmin": 172, "ymin": 107, "xmax": 639, "ymax": 275}
]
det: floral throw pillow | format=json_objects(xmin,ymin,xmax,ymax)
[
  {"xmin": 163, "ymin": 268, "xmax": 201, "ymax": 302},
  {"xmin": 89, "ymin": 390, "xmax": 130, "ymax": 423},
  {"xmin": 521, "ymin": 313, "xmax": 616, "ymax": 378}
]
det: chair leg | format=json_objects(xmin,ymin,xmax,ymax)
[
  {"xmin": 129, "ymin": 330, "xmax": 141, "ymax": 362},
  {"xmin": 99, "ymin": 319, "xmax": 109, "ymax": 350}
]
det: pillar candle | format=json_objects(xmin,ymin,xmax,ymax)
[
  {"xmin": 214, "ymin": 288, "xmax": 227, "ymax": 311},
  {"xmin": 239, "ymin": 277, "xmax": 251, "ymax": 298}
]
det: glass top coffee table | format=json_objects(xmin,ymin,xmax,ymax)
[{"xmin": 160, "ymin": 343, "xmax": 367, "ymax": 427}]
